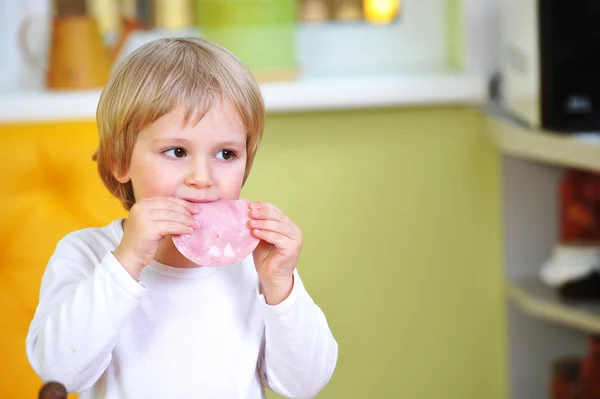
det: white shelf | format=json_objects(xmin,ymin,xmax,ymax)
[
  {"xmin": 0, "ymin": 72, "xmax": 485, "ymax": 123},
  {"xmin": 507, "ymin": 278, "xmax": 600, "ymax": 334},
  {"xmin": 486, "ymin": 109, "xmax": 600, "ymax": 173}
]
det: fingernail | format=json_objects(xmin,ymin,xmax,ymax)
[
  {"xmin": 252, "ymin": 209, "xmax": 259, "ymax": 216},
  {"xmin": 193, "ymin": 221, "xmax": 199, "ymax": 228},
  {"xmin": 250, "ymin": 220, "xmax": 257, "ymax": 225}
]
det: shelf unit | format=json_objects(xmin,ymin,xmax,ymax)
[
  {"xmin": 486, "ymin": 109, "xmax": 600, "ymax": 174},
  {"xmin": 507, "ymin": 279, "xmax": 600, "ymax": 335},
  {"xmin": 487, "ymin": 107, "xmax": 600, "ymax": 399}
]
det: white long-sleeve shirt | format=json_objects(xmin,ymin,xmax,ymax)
[{"xmin": 26, "ymin": 219, "xmax": 338, "ymax": 399}]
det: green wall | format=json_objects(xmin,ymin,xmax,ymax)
[
  {"xmin": 242, "ymin": 106, "xmax": 506, "ymax": 399},
  {"xmin": 0, "ymin": 104, "xmax": 506, "ymax": 398}
]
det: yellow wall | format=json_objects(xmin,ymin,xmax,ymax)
[{"xmin": 0, "ymin": 105, "xmax": 506, "ymax": 398}]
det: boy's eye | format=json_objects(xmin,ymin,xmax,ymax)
[
  {"xmin": 164, "ymin": 147, "xmax": 187, "ymax": 158},
  {"xmin": 216, "ymin": 150, "xmax": 236, "ymax": 160}
]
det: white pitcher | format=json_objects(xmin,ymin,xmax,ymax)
[{"xmin": 0, "ymin": 0, "xmax": 52, "ymax": 93}]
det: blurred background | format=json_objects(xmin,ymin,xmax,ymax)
[{"xmin": 3, "ymin": 0, "xmax": 600, "ymax": 398}]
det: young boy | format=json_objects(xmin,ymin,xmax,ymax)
[{"xmin": 25, "ymin": 37, "xmax": 338, "ymax": 398}]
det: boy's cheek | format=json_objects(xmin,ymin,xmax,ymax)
[
  {"xmin": 221, "ymin": 176, "xmax": 245, "ymax": 200},
  {"xmin": 223, "ymin": 182, "xmax": 244, "ymax": 200}
]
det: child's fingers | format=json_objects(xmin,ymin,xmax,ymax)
[
  {"xmin": 151, "ymin": 209, "xmax": 197, "ymax": 228},
  {"xmin": 252, "ymin": 229, "xmax": 293, "ymax": 250},
  {"xmin": 156, "ymin": 220, "xmax": 195, "ymax": 236},
  {"xmin": 249, "ymin": 219, "xmax": 299, "ymax": 241},
  {"xmin": 249, "ymin": 202, "xmax": 287, "ymax": 222},
  {"xmin": 149, "ymin": 197, "xmax": 199, "ymax": 214},
  {"xmin": 168, "ymin": 197, "xmax": 200, "ymax": 214}
]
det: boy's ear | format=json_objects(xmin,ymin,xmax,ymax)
[{"xmin": 112, "ymin": 167, "xmax": 131, "ymax": 184}]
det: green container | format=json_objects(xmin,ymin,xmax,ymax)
[{"xmin": 196, "ymin": 0, "xmax": 298, "ymax": 81}]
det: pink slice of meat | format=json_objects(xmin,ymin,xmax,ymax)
[{"xmin": 172, "ymin": 199, "xmax": 259, "ymax": 267}]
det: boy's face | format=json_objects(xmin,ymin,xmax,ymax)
[{"xmin": 114, "ymin": 101, "xmax": 247, "ymax": 204}]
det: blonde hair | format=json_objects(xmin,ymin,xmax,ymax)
[{"xmin": 93, "ymin": 37, "xmax": 265, "ymax": 210}]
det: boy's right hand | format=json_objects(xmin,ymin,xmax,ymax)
[{"xmin": 112, "ymin": 197, "xmax": 199, "ymax": 280}]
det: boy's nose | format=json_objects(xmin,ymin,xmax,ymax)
[{"xmin": 184, "ymin": 161, "xmax": 212, "ymax": 188}]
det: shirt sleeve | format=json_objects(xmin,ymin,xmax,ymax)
[
  {"xmin": 258, "ymin": 269, "xmax": 338, "ymax": 398},
  {"xmin": 25, "ymin": 236, "xmax": 147, "ymax": 393}
]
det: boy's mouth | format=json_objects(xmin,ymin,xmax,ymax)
[{"xmin": 182, "ymin": 198, "xmax": 218, "ymax": 204}]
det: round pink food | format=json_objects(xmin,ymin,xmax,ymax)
[{"xmin": 172, "ymin": 199, "xmax": 259, "ymax": 267}]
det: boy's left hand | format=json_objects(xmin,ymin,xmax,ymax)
[{"xmin": 248, "ymin": 202, "xmax": 302, "ymax": 305}]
